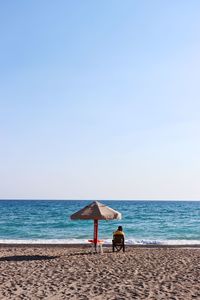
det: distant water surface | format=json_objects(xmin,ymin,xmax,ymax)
[{"xmin": 0, "ymin": 200, "xmax": 199, "ymax": 245}]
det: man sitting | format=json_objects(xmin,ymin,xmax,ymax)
[{"xmin": 112, "ymin": 226, "xmax": 125, "ymax": 252}]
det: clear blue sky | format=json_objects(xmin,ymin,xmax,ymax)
[{"xmin": 1, "ymin": 1, "xmax": 200, "ymax": 200}]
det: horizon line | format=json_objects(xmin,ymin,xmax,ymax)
[{"xmin": 0, "ymin": 199, "xmax": 199, "ymax": 202}]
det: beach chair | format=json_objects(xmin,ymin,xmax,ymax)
[
  {"xmin": 88, "ymin": 239, "xmax": 104, "ymax": 254},
  {"xmin": 112, "ymin": 234, "xmax": 125, "ymax": 252}
]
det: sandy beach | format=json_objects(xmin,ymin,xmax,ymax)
[{"xmin": 0, "ymin": 245, "xmax": 199, "ymax": 299}]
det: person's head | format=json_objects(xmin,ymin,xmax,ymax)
[{"xmin": 118, "ymin": 226, "xmax": 123, "ymax": 231}]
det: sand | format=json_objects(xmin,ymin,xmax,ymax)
[{"xmin": 0, "ymin": 245, "xmax": 200, "ymax": 300}]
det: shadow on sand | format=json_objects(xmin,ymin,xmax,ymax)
[
  {"xmin": 67, "ymin": 249, "xmax": 111, "ymax": 256},
  {"xmin": 0, "ymin": 255, "xmax": 59, "ymax": 262},
  {"xmin": 67, "ymin": 251, "xmax": 95, "ymax": 256}
]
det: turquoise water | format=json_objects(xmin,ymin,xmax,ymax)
[{"xmin": 0, "ymin": 200, "xmax": 199, "ymax": 245}]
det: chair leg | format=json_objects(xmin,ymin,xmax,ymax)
[{"xmin": 99, "ymin": 244, "xmax": 103, "ymax": 254}]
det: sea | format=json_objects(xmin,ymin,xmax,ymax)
[{"xmin": 0, "ymin": 200, "xmax": 199, "ymax": 245}]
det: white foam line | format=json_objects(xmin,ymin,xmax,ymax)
[{"xmin": 0, "ymin": 238, "xmax": 200, "ymax": 245}]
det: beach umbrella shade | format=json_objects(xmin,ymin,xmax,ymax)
[{"xmin": 70, "ymin": 201, "xmax": 122, "ymax": 250}]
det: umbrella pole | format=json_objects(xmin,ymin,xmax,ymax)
[{"xmin": 94, "ymin": 219, "xmax": 98, "ymax": 251}]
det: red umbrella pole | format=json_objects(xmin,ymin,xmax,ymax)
[{"xmin": 94, "ymin": 219, "xmax": 98, "ymax": 250}]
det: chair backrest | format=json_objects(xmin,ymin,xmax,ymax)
[{"xmin": 113, "ymin": 234, "xmax": 124, "ymax": 244}]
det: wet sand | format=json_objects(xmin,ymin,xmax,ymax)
[{"xmin": 0, "ymin": 245, "xmax": 200, "ymax": 299}]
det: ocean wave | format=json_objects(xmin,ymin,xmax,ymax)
[{"xmin": 0, "ymin": 238, "xmax": 200, "ymax": 245}]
